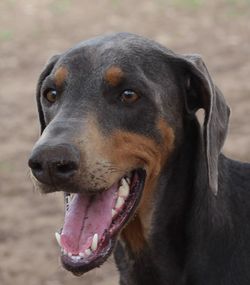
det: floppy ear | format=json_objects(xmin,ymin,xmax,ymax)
[
  {"xmin": 180, "ymin": 54, "xmax": 230, "ymax": 195},
  {"xmin": 36, "ymin": 55, "xmax": 61, "ymax": 134}
]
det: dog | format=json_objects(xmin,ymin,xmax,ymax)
[{"xmin": 29, "ymin": 33, "xmax": 250, "ymax": 285}]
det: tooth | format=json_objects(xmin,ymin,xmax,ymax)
[
  {"xmin": 118, "ymin": 180, "xmax": 129, "ymax": 198},
  {"xmin": 112, "ymin": 209, "xmax": 117, "ymax": 218},
  {"xmin": 125, "ymin": 177, "xmax": 131, "ymax": 184},
  {"xmin": 122, "ymin": 177, "xmax": 130, "ymax": 188},
  {"xmin": 72, "ymin": 255, "xmax": 81, "ymax": 261},
  {"xmin": 68, "ymin": 252, "xmax": 72, "ymax": 257},
  {"xmin": 64, "ymin": 193, "xmax": 71, "ymax": 211},
  {"xmin": 115, "ymin": 197, "xmax": 125, "ymax": 209},
  {"xmin": 91, "ymin": 234, "xmax": 98, "ymax": 251},
  {"xmin": 55, "ymin": 232, "xmax": 61, "ymax": 247},
  {"xmin": 122, "ymin": 177, "xmax": 129, "ymax": 186},
  {"xmin": 85, "ymin": 249, "xmax": 92, "ymax": 256},
  {"xmin": 79, "ymin": 252, "xmax": 85, "ymax": 257},
  {"xmin": 63, "ymin": 249, "xmax": 67, "ymax": 255}
]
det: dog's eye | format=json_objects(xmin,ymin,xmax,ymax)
[
  {"xmin": 120, "ymin": 90, "xmax": 140, "ymax": 104},
  {"xmin": 44, "ymin": 89, "xmax": 57, "ymax": 103}
]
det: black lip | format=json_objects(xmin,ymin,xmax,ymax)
[{"xmin": 61, "ymin": 168, "xmax": 146, "ymax": 276}]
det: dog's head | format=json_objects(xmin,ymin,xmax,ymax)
[{"xmin": 28, "ymin": 33, "xmax": 229, "ymax": 275}]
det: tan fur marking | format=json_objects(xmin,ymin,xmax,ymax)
[
  {"xmin": 104, "ymin": 66, "xmax": 124, "ymax": 86},
  {"xmin": 54, "ymin": 66, "xmax": 68, "ymax": 88},
  {"xmin": 76, "ymin": 116, "xmax": 174, "ymax": 253},
  {"xmin": 109, "ymin": 121, "xmax": 174, "ymax": 253},
  {"xmin": 75, "ymin": 118, "xmax": 122, "ymax": 191}
]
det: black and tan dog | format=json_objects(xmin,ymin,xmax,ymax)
[{"xmin": 29, "ymin": 33, "xmax": 250, "ymax": 285}]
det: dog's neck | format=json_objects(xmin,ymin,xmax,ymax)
[{"xmin": 114, "ymin": 119, "xmax": 231, "ymax": 285}]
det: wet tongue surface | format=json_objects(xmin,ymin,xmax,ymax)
[{"xmin": 61, "ymin": 184, "xmax": 118, "ymax": 255}]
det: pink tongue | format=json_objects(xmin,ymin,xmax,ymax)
[{"xmin": 61, "ymin": 185, "xmax": 118, "ymax": 255}]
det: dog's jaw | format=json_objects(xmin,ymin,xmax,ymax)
[{"xmin": 54, "ymin": 169, "xmax": 146, "ymax": 275}]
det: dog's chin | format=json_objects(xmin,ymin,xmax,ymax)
[{"xmin": 53, "ymin": 168, "xmax": 146, "ymax": 276}]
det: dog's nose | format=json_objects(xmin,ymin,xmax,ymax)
[{"xmin": 28, "ymin": 143, "xmax": 80, "ymax": 185}]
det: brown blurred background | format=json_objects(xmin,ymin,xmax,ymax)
[{"xmin": 0, "ymin": 0, "xmax": 249, "ymax": 284}]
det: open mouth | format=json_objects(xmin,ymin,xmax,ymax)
[{"xmin": 54, "ymin": 168, "xmax": 146, "ymax": 275}]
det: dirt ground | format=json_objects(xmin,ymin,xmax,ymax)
[{"xmin": 0, "ymin": 0, "xmax": 249, "ymax": 284}]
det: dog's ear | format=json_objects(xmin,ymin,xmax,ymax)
[
  {"xmin": 179, "ymin": 54, "xmax": 230, "ymax": 195},
  {"xmin": 36, "ymin": 55, "xmax": 61, "ymax": 134}
]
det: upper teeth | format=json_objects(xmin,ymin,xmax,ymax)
[
  {"xmin": 125, "ymin": 177, "xmax": 131, "ymax": 185},
  {"xmin": 64, "ymin": 192, "xmax": 72, "ymax": 211},
  {"xmin": 115, "ymin": 196, "xmax": 125, "ymax": 209},
  {"xmin": 118, "ymin": 178, "xmax": 130, "ymax": 198},
  {"xmin": 55, "ymin": 232, "xmax": 61, "ymax": 247},
  {"xmin": 111, "ymin": 176, "xmax": 130, "ymax": 217}
]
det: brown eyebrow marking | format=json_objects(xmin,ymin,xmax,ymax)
[
  {"xmin": 104, "ymin": 66, "xmax": 124, "ymax": 87},
  {"xmin": 54, "ymin": 66, "xmax": 69, "ymax": 88}
]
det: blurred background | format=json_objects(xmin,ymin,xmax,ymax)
[{"xmin": 0, "ymin": 0, "xmax": 249, "ymax": 284}]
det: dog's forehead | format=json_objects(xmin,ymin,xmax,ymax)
[{"xmin": 57, "ymin": 33, "xmax": 174, "ymax": 73}]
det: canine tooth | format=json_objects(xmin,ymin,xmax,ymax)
[
  {"xmin": 115, "ymin": 197, "xmax": 125, "ymax": 209},
  {"xmin": 91, "ymin": 234, "xmax": 98, "ymax": 251},
  {"xmin": 55, "ymin": 232, "xmax": 61, "ymax": 247},
  {"xmin": 112, "ymin": 209, "xmax": 117, "ymax": 218},
  {"xmin": 68, "ymin": 252, "xmax": 72, "ymax": 257},
  {"xmin": 85, "ymin": 249, "xmax": 92, "ymax": 256},
  {"xmin": 118, "ymin": 181, "xmax": 129, "ymax": 198},
  {"xmin": 63, "ymin": 249, "xmax": 67, "ymax": 255}
]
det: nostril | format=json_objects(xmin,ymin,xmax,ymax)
[
  {"xmin": 55, "ymin": 161, "xmax": 78, "ymax": 175},
  {"xmin": 28, "ymin": 159, "xmax": 43, "ymax": 173}
]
